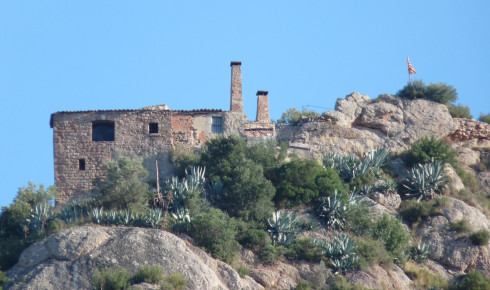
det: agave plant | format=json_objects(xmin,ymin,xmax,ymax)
[
  {"xmin": 185, "ymin": 166, "xmax": 206, "ymax": 193},
  {"xmin": 267, "ymin": 210, "xmax": 303, "ymax": 246},
  {"xmin": 314, "ymin": 234, "xmax": 359, "ymax": 273},
  {"xmin": 90, "ymin": 207, "xmax": 105, "ymax": 224},
  {"xmin": 363, "ymin": 148, "xmax": 390, "ymax": 176},
  {"xmin": 403, "ymin": 159, "xmax": 449, "ymax": 201},
  {"xmin": 205, "ymin": 180, "xmax": 226, "ymax": 204},
  {"xmin": 59, "ymin": 201, "xmax": 88, "ymax": 225},
  {"xmin": 145, "ymin": 209, "xmax": 163, "ymax": 228},
  {"xmin": 104, "ymin": 210, "xmax": 119, "ymax": 225},
  {"xmin": 323, "ymin": 152, "xmax": 360, "ymax": 181},
  {"xmin": 27, "ymin": 203, "xmax": 53, "ymax": 234},
  {"xmin": 377, "ymin": 178, "xmax": 398, "ymax": 195},
  {"xmin": 317, "ymin": 190, "xmax": 348, "ymax": 230},
  {"xmin": 410, "ymin": 242, "xmax": 431, "ymax": 263}
]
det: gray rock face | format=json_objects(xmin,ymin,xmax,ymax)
[
  {"xmin": 277, "ymin": 93, "xmax": 457, "ymax": 157},
  {"xmin": 416, "ymin": 198, "xmax": 490, "ymax": 276},
  {"xmin": 5, "ymin": 226, "xmax": 263, "ymax": 290}
]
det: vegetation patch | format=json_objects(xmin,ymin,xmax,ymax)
[{"xmin": 469, "ymin": 229, "xmax": 489, "ymax": 246}]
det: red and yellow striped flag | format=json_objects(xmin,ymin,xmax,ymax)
[{"xmin": 407, "ymin": 57, "xmax": 416, "ymax": 74}]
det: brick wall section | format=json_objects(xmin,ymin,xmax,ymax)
[{"xmin": 450, "ymin": 118, "xmax": 490, "ymax": 141}]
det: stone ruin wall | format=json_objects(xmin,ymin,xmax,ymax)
[{"xmin": 450, "ymin": 118, "xmax": 490, "ymax": 143}]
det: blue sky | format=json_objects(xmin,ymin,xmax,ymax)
[{"xmin": 1, "ymin": 1, "xmax": 489, "ymax": 208}]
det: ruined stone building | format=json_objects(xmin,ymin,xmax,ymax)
[{"xmin": 50, "ymin": 62, "xmax": 275, "ymax": 203}]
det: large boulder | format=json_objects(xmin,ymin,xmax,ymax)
[
  {"xmin": 416, "ymin": 198, "xmax": 490, "ymax": 276},
  {"xmin": 5, "ymin": 226, "xmax": 263, "ymax": 290}
]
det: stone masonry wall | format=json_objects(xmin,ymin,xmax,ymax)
[{"xmin": 450, "ymin": 118, "xmax": 490, "ymax": 142}]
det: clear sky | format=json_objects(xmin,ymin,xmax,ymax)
[{"xmin": 1, "ymin": 1, "xmax": 489, "ymax": 208}]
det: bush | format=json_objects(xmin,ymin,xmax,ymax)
[
  {"xmin": 397, "ymin": 80, "xmax": 458, "ymax": 104},
  {"xmin": 277, "ymin": 107, "xmax": 320, "ymax": 125},
  {"xmin": 160, "ymin": 273, "xmax": 187, "ymax": 290},
  {"xmin": 371, "ymin": 214, "xmax": 410, "ymax": 264},
  {"xmin": 449, "ymin": 219, "xmax": 470, "ymax": 233},
  {"xmin": 479, "ymin": 113, "xmax": 490, "ymax": 124},
  {"xmin": 286, "ymin": 238, "xmax": 323, "ymax": 263},
  {"xmin": 295, "ymin": 280, "xmax": 313, "ymax": 290},
  {"xmin": 188, "ymin": 208, "xmax": 242, "ymax": 263},
  {"xmin": 469, "ymin": 229, "xmax": 489, "ymax": 246},
  {"xmin": 403, "ymin": 136, "xmax": 458, "ymax": 168},
  {"xmin": 451, "ymin": 270, "xmax": 490, "ymax": 290},
  {"xmin": 239, "ymin": 228, "xmax": 271, "ymax": 251},
  {"xmin": 236, "ymin": 265, "xmax": 249, "ymax": 278},
  {"xmin": 399, "ymin": 199, "xmax": 442, "ymax": 225},
  {"xmin": 259, "ymin": 245, "xmax": 285, "ymax": 265},
  {"xmin": 93, "ymin": 157, "xmax": 151, "ymax": 212},
  {"xmin": 91, "ymin": 266, "xmax": 130, "ymax": 290},
  {"xmin": 133, "ymin": 264, "xmax": 165, "ymax": 284},
  {"xmin": 270, "ymin": 159, "xmax": 346, "ymax": 207},
  {"xmin": 356, "ymin": 237, "xmax": 392, "ymax": 267},
  {"xmin": 403, "ymin": 261, "xmax": 448, "ymax": 289},
  {"xmin": 448, "ymin": 103, "xmax": 472, "ymax": 119},
  {"xmin": 0, "ymin": 270, "xmax": 7, "ymax": 290}
]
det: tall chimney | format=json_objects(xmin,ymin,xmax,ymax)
[
  {"xmin": 230, "ymin": 61, "xmax": 243, "ymax": 113},
  {"xmin": 256, "ymin": 90, "xmax": 270, "ymax": 122}
]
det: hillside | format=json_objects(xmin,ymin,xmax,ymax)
[{"xmin": 2, "ymin": 92, "xmax": 490, "ymax": 289}]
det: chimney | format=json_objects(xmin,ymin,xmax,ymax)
[
  {"xmin": 256, "ymin": 91, "xmax": 270, "ymax": 122},
  {"xmin": 230, "ymin": 61, "xmax": 243, "ymax": 113}
]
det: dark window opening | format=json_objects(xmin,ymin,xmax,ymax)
[
  {"xmin": 79, "ymin": 159, "xmax": 86, "ymax": 170},
  {"xmin": 149, "ymin": 123, "xmax": 159, "ymax": 134},
  {"xmin": 92, "ymin": 121, "xmax": 115, "ymax": 141},
  {"xmin": 212, "ymin": 117, "xmax": 223, "ymax": 134}
]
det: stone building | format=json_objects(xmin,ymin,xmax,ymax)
[{"xmin": 50, "ymin": 62, "xmax": 275, "ymax": 203}]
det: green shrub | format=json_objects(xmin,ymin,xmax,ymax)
[
  {"xmin": 286, "ymin": 238, "xmax": 322, "ymax": 263},
  {"xmin": 277, "ymin": 107, "xmax": 320, "ymax": 125},
  {"xmin": 294, "ymin": 280, "xmax": 313, "ymax": 290},
  {"xmin": 92, "ymin": 266, "xmax": 130, "ymax": 290},
  {"xmin": 93, "ymin": 157, "xmax": 151, "ymax": 212},
  {"xmin": 479, "ymin": 113, "xmax": 490, "ymax": 124},
  {"xmin": 259, "ymin": 245, "xmax": 285, "ymax": 265},
  {"xmin": 270, "ymin": 159, "xmax": 346, "ymax": 207},
  {"xmin": 236, "ymin": 265, "xmax": 250, "ymax": 278},
  {"xmin": 469, "ymin": 229, "xmax": 489, "ymax": 246},
  {"xmin": 371, "ymin": 214, "xmax": 410, "ymax": 264},
  {"xmin": 449, "ymin": 219, "xmax": 470, "ymax": 233},
  {"xmin": 404, "ymin": 261, "xmax": 448, "ymax": 289},
  {"xmin": 403, "ymin": 136, "xmax": 458, "ymax": 168},
  {"xmin": 451, "ymin": 270, "xmax": 490, "ymax": 290},
  {"xmin": 188, "ymin": 208, "xmax": 241, "ymax": 263},
  {"xmin": 448, "ymin": 103, "xmax": 472, "ymax": 119},
  {"xmin": 133, "ymin": 264, "xmax": 165, "ymax": 284},
  {"xmin": 329, "ymin": 274, "xmax": 368, "ymax": 290},
  {"xmin": 397, "ymin": 80, "xmax": 458, "ymax": 105},
  {"xmin": 346, "ymin": 204, "xmax": 373, "ymax": 236},
  {"xmin": 160, "ymin": 273, "xmax": 187, "ymax": 290},
  {"xmin": 239, "ymin": 228, "xmax": 271, "ymax": 251},
  {"xmin": 245, "ymin": 140, "xmax": 287, "ymax": 172},
  {"xmin": 0, "ymin": 270, "xmax": 7, "ymax": 289},
  {"xmin": 399, "ymin": 199, "xmax": 443, "ymax": 225},
  {"xmin": 356, "ymin": 237, "xmax": 392, "ymax": 267}
]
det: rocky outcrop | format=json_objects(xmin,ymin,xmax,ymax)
[
  {"xmin": 5, "ymin": 226, "xmax": 262, "ymax": 290},
  {"xmin": 416, "ymin": 198, "xmax": 490, "ymax": 276},
  {"xmin": 278, "ymin": 93, "xmax": 457, "ymax": 157}
]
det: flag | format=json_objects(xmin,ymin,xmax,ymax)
[{"xmin": 407, "ymin": 57, "xmax": 416, "ymax": 74}]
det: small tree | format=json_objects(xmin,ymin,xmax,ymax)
[
  {"xmin": 479, "ymin": 113, "xmax": 490, "ymax": 124},
  {"xmin": 403, "ymin": 136, "xmax": 458, "ymax": 168},
  {"xmin": 277, "ymin": 107, "xmax": 320, "ymax": 125},
  {"xmin": 93, "ymin": 157, "xmax": 151, "ymax": 212},
  {"xmin": 447, "ymin": 104, "xmax": 472, "ymax": 119}
]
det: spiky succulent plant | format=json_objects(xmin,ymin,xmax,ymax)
[
  {"xmin": 403, "ymin": 159, "xmax": 448, "ymax": 201},
  {"xmin": 314, "ymin": 234, "xmax": 359, "ymax": 272},
  {"xmin": 410, "ymin": 242, "xmax": 431, "ymax": 263},
  {"xmin": 267, "ymin": 210, "xmax": 303, "ymax": 246},
  {"xmin": 317, "ymin": 190, "xmax": 348, "ymax": 230}
]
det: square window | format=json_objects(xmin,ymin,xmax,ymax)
[
  {"xmin": 149, "ymin": 123, "xmax": 159, "ymax": 134},
  {"xmin": 79, "ymin": 159, "xmax": 86, "ymax": 170},
  {"xmin": 92, "ymin": 121, "xmax": 115, "ymax": 141}
]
